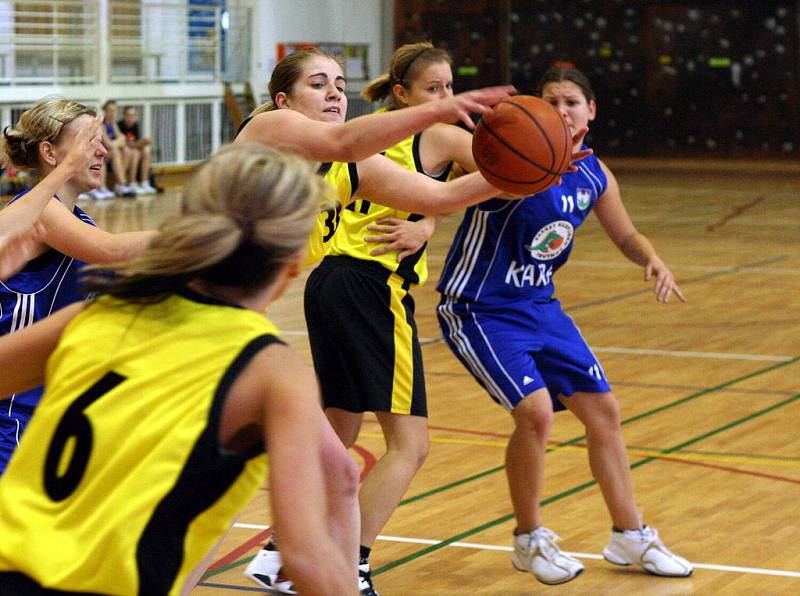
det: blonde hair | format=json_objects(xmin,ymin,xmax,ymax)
[
  {"xmin": 1, "ymin": 98, "xmax": 95, "ymax": 171},
  {"xmin": 83, "ymin": 144, "xmax": 325, "ymax": 301},
  {"xmin": 250, "ymin": 48, "xmax": 343, "ymax": 117},
  {"xmin": 361, "ymin": 42, "xmax": 452, "ymax": 109}
]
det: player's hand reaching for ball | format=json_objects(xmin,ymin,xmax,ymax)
[
  {"xmin": 562, "ymin": 127, "xmax": 593, "ymax": 173},
  {"xmin": 436, "ymin": 86, "xmax": 517, "ymax": 129}
]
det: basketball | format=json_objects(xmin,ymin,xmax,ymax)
[{"xmin": 472, "ymin": 95, "xmax": 573, "ymax": 195}]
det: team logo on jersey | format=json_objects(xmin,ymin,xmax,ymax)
[
  {"xmin": 577, "ymin": 188, "xmax": 592, "ymax": 210},
  {"xmin": 525, "ymin": 221, "xmax": 574, "ymax": 260}
]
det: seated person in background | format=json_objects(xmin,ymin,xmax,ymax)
[
  {"xmin": 100, "ymin": 100, "xmax": 136, "ymax": 197},
  {"xmin": 118, "ymin": 106, "xmax": 157, "ymax": 194}
]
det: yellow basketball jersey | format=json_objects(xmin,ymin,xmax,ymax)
[
  {"xmin": 306, "ymin": 160, "xmax": 358, "ymax": 268},
  {"xmin": 0, "ymin": 291, "xmax": 282, "ymax": 594},
  {"xmin": 326, "ymin": 132, "xmax": 451, "ymax": 285}
]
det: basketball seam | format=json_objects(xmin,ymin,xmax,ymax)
[
  {"xmin": 474, "ymin": 152, "xmax": 556, "ymax": 186},
  {"xmin": 504, "ymin": 99, "xmax": 558, "ymax": 173},
  {"xmin": 478, "ymin": 101, "xmax": 563, "ymax": 176}
]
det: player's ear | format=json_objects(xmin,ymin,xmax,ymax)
[
  {"xmin": 38, "ymin": 140, "xmax": 59, "ymax": 168},
  {"xmin": 274, "ymin": 92, "xmax": 290, "ymax": 109},
  {"xmin": 588, "ymin": 99, "xmax": 597, "ymax": 122},
  {"xmin": 393, "ymin": 83, "xmax": 409, "ymax": 106}
]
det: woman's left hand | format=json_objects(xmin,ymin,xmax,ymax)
[
  {"xmin": 645, "ymin": 258, "xmax": 686, "ymax": 303},
  {"xmin": 364, "ymin": 217, "xmax": 436, "ymax": 262}
]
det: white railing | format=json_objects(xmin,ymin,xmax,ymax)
[
  {"xmin": 109, "ymin": 0, "xmax": 221, "ymax": 84},
  {"xmin": 1, "ymin": 98, "xmax": 222, "ymax": 166},
  {"xmin": 0, "ymin": 0, "xmax": 224, "ymax": 86},
  {"xmin": 0, "ymin": 0, "xmax": 99, "ymax": 84}
]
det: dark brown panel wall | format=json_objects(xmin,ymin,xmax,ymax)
[{"xmin": 395, "ymin": 0, "xmax": 799, "ymax": 158}]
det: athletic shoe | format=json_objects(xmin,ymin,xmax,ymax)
[
  {"xmin": 98, "ymin": 186, "xmax": 116, "ymax": 199},
  {"xmin": 77, "ymin": 192, "xmax": 92, "ymax": 201},
  {"xmin": 511, "ymin": 527, "xmax": 584, "ymax": 585},
  {"xmin": 113, "ymin": 183, "xmax": 136, "ymax": 198},
  {"xmin": 358, "ymin": 562, "xmax": 379, "ymax": 596},
  {"xmin": 244, "ymin": 547, "xmax": 297, "ymax": 594},
  {"xmin": 87, "ymin": 187, "xmax": 113, "ymax": 200},
  {"xmin": 132, "ymin": 182, "xmax": 149, "ymax": 195},
  {"xmin": 603, "ymin": 525, "xmax": 693, "ymax": 577},
  {"xmin": 138, "ymin": 180, "xmax": 158, "ymax": 194}
]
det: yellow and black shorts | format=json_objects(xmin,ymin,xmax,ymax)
[{"xmin": 304, "ymin": 256, "xmax": 427, "ymax": 417}]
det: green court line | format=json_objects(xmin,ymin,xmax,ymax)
[
  {"xmin": 374, "ymin": 392, "xmax": 800, "ymax": 576},
  {"xmin": 203, "ymin": 556, "xmax": 252, "ymax": 578},
  {"xmin": 399, "ymin": 356, "xmax": 800, "ymax": 507},
  {"xmin": 201, "ymin": 351, "xmax": 799, "ymax": 583},
  {"xmin": 566, "ymin": 255, "xmax": 788, "ymax": 312},
  {"xmin": 626, "ymin": 446, "xmax": 800, "ymax": 463}
]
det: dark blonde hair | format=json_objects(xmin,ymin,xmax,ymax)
[
  {"xmin": 251, "ymin": 48, "xmax": 343, "ymax": 117},
  {"xmin": 361, "ymin": 42, "xmax": 452, "ymax": 109},
  {"xmin": 83, "ymin": 144, "xmax": 325, "ymax": 302},
  {"xmin": 1, "ymin": 98, "xmax": 96, "ymax": 171}
]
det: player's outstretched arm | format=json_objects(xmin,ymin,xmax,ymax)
[
  {"xmin": 236, "ymin": 85, "xmax": 514, "ymax": 164},
  {"xmin": 594, "ymin": 160, "xmax": 686, "ymax": 303},
  {"xmin": 0, "ymin": 303, "xmax": 83, "ymax": 395}
]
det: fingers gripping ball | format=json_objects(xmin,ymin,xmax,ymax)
[{"xmin": 472, "ymin": 95, "xmax": 572, "ymax": 195}]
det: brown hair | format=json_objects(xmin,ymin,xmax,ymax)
[
  {"xmin": 361, "ymin": 42, "xmax": 452, "ymax": 108},
  {"xmin": 536, "ymin": 66, "xmax": 595, "ymax": 102},
  {"xmin": 83, "ymin": 144, "xmax": 326, "ymax": 302},
  {"xmin": 1, "ymin": 98, "xmax": 96, "ymax": 171},
  {"xmin": 251, "ymin": 48, "xmax": 343, "ymax": 116}
]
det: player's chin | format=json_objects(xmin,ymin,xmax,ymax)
[{"xmin": 83, "ymin": 174, "xmax": 102, "ymax": 190}]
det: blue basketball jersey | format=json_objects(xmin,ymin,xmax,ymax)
[
  {"xmin": 437, "ymin": 152, "xmax": 607, "ymax": 305},
  {"xmin": 0, "ymin": 192, "xmax": 96, "ymax": 409}
]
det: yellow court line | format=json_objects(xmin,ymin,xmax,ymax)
[{"xmin": 357, "ymin": 432, "xmax": 800, "ymax": 469}]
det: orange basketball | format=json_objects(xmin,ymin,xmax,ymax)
[{"xmin": 472, "ymin": 95, "xmax": 573, "ymax": 195}]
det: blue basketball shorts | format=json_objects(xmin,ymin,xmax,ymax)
[
  {"xmin": 0, "ymin": 398, "xmax": 34, "ymax": 476},
  {"xmin": 437, "ymin": 297, "xmax": 611, "ymax": 412}
]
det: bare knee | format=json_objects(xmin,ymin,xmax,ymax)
[
  {"xmin": 379, "ymin": 414, "xmax": 429, "ymax": 471},
  {"xmin": 512, "ymin": 393, "xmax": 554, "ymax": 441},
  {"xmin": 396, "ymin": 432, "xmax": 429, "ymax": 471},
  {"xmin": 573, "ymin": 392, "xmax": 623, "ymax": 442}
]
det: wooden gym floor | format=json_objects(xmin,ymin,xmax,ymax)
[{"xmin": 84, "ymin": 160, "xmax": 800, "ymax": 594}]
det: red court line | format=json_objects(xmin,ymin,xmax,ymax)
[
  {"xmin": 659, "ymin": 455, "xmax": 800, "ymax": 485},
  {"xmin": 207, "ymin": 528, "xmax": 272, "ymax": 572},
  {"xmin": 207, "ymin": 443, "xmax": 377, "ymax": 573},
  {"xmin": 352, "ymin": 443, "xmax": 377, "ymax": 482}
]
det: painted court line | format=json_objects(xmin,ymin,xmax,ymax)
[
  {"xmin": 374, "ymin": 535, "xmax": 800, "ymax": 579},
  {"xmin": 227, "ymin": 524, "xmax": 800, "ymax": 579},
  {"xmin": 570, "ymin": 259, "xmax": 800, "ymax": 276},
  {"xmin": 590, "ymin": 346, "xmax": 793, "ymax": 362}
]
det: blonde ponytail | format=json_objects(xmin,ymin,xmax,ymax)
[{"xmin": 84, "ymin": 144, "xmax": 325, "ymax": 301}]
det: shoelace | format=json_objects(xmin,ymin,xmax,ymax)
[{"xmin": 532, "ymin": 528, "xmax": 564, "ymax": 561}]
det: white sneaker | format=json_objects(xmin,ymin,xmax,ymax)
[
  {"xmin": 96, "ymin": 186, "xmax": 115, "ymax": 199},
  {"xmin": 77, "ymin": 192, "xmax": 92, "ymax": 201},
  {"xmin": 603, "ymin": 526, "xmax": 693, "ymax": 577},
  {"xmin": 244, "ymin": 547, "xmax": 297, "ymax": 594},
  {"xmin": 88, "ymin": 188, "xmax": 110, "ymax": 200},
  {"xmin": 512, "ymin": 527, "xmax": 584, "ymax": 585},
  {"xmin": 138, "ymin": 180, "xmax": 158, "ymax": 194},
  {"xmin": 113, "ymin": 183, "xmax": 136, "ymax": 198},
  {"xmin": 358, "ymin": 562, "xmax": 379, "ymax": 595}
]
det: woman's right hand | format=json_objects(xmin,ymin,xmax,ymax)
[
  {"xmin": 63, "ymin": 118, "xmax": 104, "ymax": 175},
  {"xmin": 438, "ymin": 86, "xmax": 516, "ymax": 129}
]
